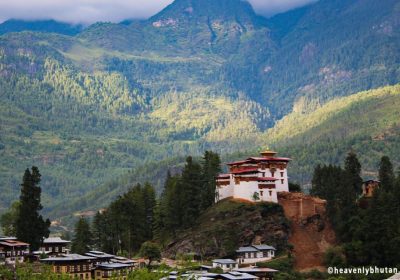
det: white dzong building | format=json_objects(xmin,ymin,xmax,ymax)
[{"xmin": 216, "ymin": 150, "xmax": 291, "ymax": 203}]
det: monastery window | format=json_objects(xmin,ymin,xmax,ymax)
[
  {"xmin": 269, "ymin": 191, "xmax": 272, "ymax": 196},
  {"xmin": 260, "ymin": 191, "xmax": 263, "ymax": 196},
  {"xmin": 281, "ymin": 179, "xmax": 284, "ymax": 184},
  {"xmin": 271, "ymin": 171, "xmax": 275, "ymax": 177},
  {"xmin": 280, "ymin": 172, "xmax": 284, "ymax": 177}
]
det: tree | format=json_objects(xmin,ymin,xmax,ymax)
[
  {"xmin": 379, "ymin": 156, "xmax": 395, "ymax": 191},
  {"xmin": 344, "ymin": 151, "xmax": 362, "ymax": 195},
  {"xmin": 200, "ymin": 151, "xmax": 221, "ymax": 210},
  {"xmin": 142, "ymin": 183, "xmax": 156, "ymax": 240},
  {"xmin": 252, "ymin": 192, "xmax": 260, "ymax": 201},
  {"xmin": 15, "ymin": 167, "xmax": 50, "ymax": 251},
  {"xmin": 0, "ymin": 201, "xmax": 20, "ymax": 236},
  {"xmin": 180, "ymin": 156, "xmax": 203, "ymax": 228},
  {"xmin": 139, "ymin": 241, "xmax": 161, "ymax": 267},
  {"xmin": 71, "ymin": 217, "xmax": 92, "ymax": 254},
  {"xmin": 288, "ymin": 183, "xmax": 301, "ymax": 192}
]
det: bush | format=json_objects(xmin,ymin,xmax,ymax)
[{"xmin": 324, "ymin": 246, "xmax": 346, "ymax": 267}]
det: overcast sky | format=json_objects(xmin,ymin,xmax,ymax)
[{"xmin": 0, "ymin": 0, "xmax": 317, "ymax": 24}]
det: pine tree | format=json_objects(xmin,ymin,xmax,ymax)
[
  {"xmin": 344, "ymin": 151, "xmax": 363, "ymax": 196},
  {"xmin": 200, "ymin": 151, "xmax": 221, "ymax": 211},
  {"xmin": 15, "ymin": 167, "xmax": 50, "ymax": 251},
  {"xmin": 142, "ymin": 183, "xmax": 156, "ymax": 240},
  {"xmin": 180, "ymin": 156, "xmax": 203, "ymax": 228},
  {"xmin": 379, "ymin": 156, "xmax": 395, "ymax": 191},
  {"xmin": 71, "ymin": 217, "xmax": 92, "ymax": 254}
]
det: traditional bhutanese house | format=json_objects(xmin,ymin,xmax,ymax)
[
  {"xmin": 362, "ymin": 179, "xmax": 380, "ymax": 198},
  {"xmin": 212, "ymin": 259, "xmax": 238, "ymax": 272},
  {"xmin": 40, "ymin": 254, "xmax": 96, "ymax": 279},
  {"xmin": 216, "ymin": 150, "xmax": 291, "ymax": 203},
  {"xmin": 235, "ymin": 268, "xmax": 278, "ymax": 280},
  {"xmin": 236, "ymin": 245, "xmax": 276, "ymax": 265},
  {"xmin": 219, "ymin": 271, "xmax": 259, "ymax": 280},
  {"xmin": 93, "ymin": 262, "xmax": 134, "ymax": 280},
  {"xmin": 39, "ymin": 237, "xmax": 70, "ymax": 256},
  {"xmin": 85, "ymin": 251, "xmax": 115, "ymax": 264},
  {"xmin": 0, "ymin": 237, "xmax": 29, "ymax": 264}
]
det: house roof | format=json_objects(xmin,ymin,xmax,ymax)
[
  {"xmin": 43, "ymin": 237, "xmax": 71, "ymax": 244},
  {"xmin": 213, "ymin": 259, "xmax": 237, "ymax": 264},
  {"xmin": 217, "ymin": 174, "xmax": 231, "ymax": 179},
  {"xmin": 41, "ymin": 254, "xmax": 95, "ymax": 262},
  {"xmin": 236, "ymin": 246, "xmax": 259, "ymax": 253},
  {"xmin": 0, "ymin": 240, "xmax": 29, "ymax": 247},
  {"xmin": 0, "ymin": 236, "xmax": 17, "ymax": 241},
  {"xmin": 227, "ymin": 160, "xmax": 251, "ymax": 166},
  {"xmin": 85, "ymin": 251, "xmax": 115, "ymax": 259},
  {"xmin": 220, "ymin": 272, "xmax": 258, "ymax": 279},
  {"xmin": 252, "ymin": 245, "xmax": 276, "ymax": 251},
  {"xmin": 96, "ymin": 262, "xmax": 133, "ymax": 270},
  {"xmin": 227, "ymin": 154, "xmax": 291, "ymax": 166},
  {"xmin": 235, "ymin": 267, "xmax": 278, "ymax": 273},
  {"xmin": 247, "ymin": 157, "xmax": 291, "ymax": 162},
  {"xmin": 111, "ymin": 256, "xmax": 136, "ymax": 264}
]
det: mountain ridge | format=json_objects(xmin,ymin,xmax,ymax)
[{"xmin": 0, "ymin": 0, "xmax": 399, "ymax": 226}]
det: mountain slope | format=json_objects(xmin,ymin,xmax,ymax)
[
  {"xmin": 0, "ymin": 0, "xmax": 400, "ymax": 223},
  {"xmin": 265, "ymin": 84, "xmax": 400, "ymax": 185}
]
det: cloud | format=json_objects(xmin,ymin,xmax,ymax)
[
  {"xmin": 249, "ymin": 0, "xmax": 318, "ymax": 17},
  {"xmin": 0, "ymin": 0, "xmax": 317, "ymax": 24}
]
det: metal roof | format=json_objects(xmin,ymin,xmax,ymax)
[
  {"xmin": 41, "ymin": 254, "xmax": 95, "ymax": 262},
  {"xmin": 236, "ymin": 247, "xmax": 259, "ymax": 253},
  {"xmin": 96, "ymin": 262, "xmax": 133, "ymax": 270},
  {"xmin": 252, "ymin": 245, "xmax": 276, "ymax": 251},
  {"xmin": 213, "ymin": 259, "xmax": 237, "ymax": 264},
  {"xmin": 85, "ymin": 251, "xmax": 115, "ymax": 258},
  {"xmin": 220, "ymin": 272, "xmax": 258, "ymax": 279},
  {"xmin": 235, "ymin": 267, "xmax": 278, "ymax": 273},
  {"xmin": 0, "ymin": 240, "xmax": 29, "ymax": 247},
  {"xmin": 43, "ymin": 237, "xmax": 70, "ymax": 244}
]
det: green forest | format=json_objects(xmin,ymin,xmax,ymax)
[{"xmin": 0, "ymin": 0, "xmax": 399, "ymax": 229}]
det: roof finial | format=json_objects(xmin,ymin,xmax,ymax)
[{"xmin": 260, "ymin": 149, "xmax": 277, "ymax": 157}]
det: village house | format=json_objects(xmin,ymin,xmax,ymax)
[
  {"xmin": 0, "ymin": 237, "xmax": 29, "ymax": 265},
  {"xmin": 212, "ymin": 259, "xmax": 239, "ymax": 272},
  {"xmin": 236, "ymin": 245, "xmax": 276, "ymax": 265},
  {"xmin": 216, "ymin": 150, "xmax": 291, "ymax": 203},
  {"xmin": 93, "ymin": 262, "xmax": 134, "ymax": 280},
  {"xmin": 38, "ymin": 237, "xmax": 70, "ymax": 256},
  {"xmin": 40, "ymin": 253, "xmax": 96, "ymax": 279},
  {"xmin": 362, "ymin": 179, "xmax": 380, "ymax": 198}
]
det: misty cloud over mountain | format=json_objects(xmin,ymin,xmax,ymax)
[{"xmin": 0, "ymin": 0, "xmax": 317, "ymax": 24}]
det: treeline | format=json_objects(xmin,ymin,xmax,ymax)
[
  {"xmin": 311, "ymin": 152, "xmax": 400, "ymax": 266},
  {"xmin": 76, "ymin": 151, "xmax": 221, "ymax": 256}
]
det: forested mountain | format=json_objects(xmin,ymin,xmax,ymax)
[
  {"xmin": 0, "ymin": 0, "xmax": 399, "ymax": 225},
  {"xmin": 0, "ymin": 19, "xmax": 83, "ymax": 35}
]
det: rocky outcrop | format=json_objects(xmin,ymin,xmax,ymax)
[
  {"xmin": 278, "ymin": 192, "xmax": 336, "ymax": 271},
  {"xmin": 163, "ymin": 199, "xmax": 290, "ymax": 258}
]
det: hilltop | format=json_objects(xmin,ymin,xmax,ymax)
[
  {"xmin": 163, "ymin": 199, "xmax": 291, "ymax": 258},
  {"xmin": 163, "ymin": 194, "xmax": 336, "ymax": 272}
]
